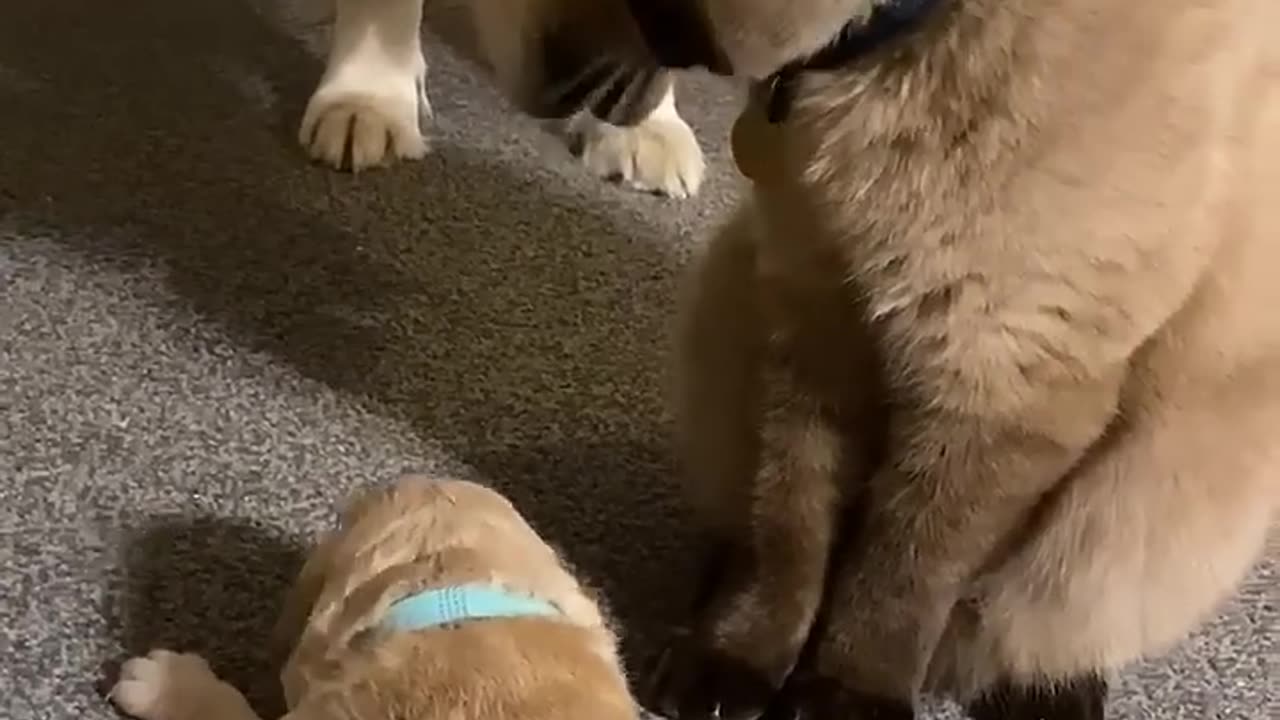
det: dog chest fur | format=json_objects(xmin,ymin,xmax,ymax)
[{"xmin": 672, "ymin": 0, "xmax": 1279, "ymax": 706}]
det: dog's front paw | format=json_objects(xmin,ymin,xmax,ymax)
[
  {"xmin": 577, "ymin": 112, "xmax": 706, "ymax": 199},
  {"xmin": 646, "ymin": 538, "xmax": 825, "ymax": 720},
  {"xmin": 772, "ymin": 673, "xmax": 917, "ymax": 720},
  {"xmin": 299, "ymin": 49, "xmax": 430, "ymax": 171},
  {"xmin": 109, "ymin": 650, "xmax": 227, "ymax": 720},
  {"xmin": 649, "ymin": 633, "xmax": 781, "ymax": 720}
]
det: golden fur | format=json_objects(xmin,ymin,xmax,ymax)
[
  {"xmin": 651, "ymin": 0, "xmax": 1280, "ymax": 717},
  {"xmin": 108, "ymin": 0, "xmax": 1280, "ymax": 717},
  {"xmin": 109, "ymin": 476, "xmax": 638, "ymax": 720}
]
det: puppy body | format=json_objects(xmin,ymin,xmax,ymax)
[
  {"xmin": 663, "ymin": 0, "xmax": 1279, "ymax": 716},
  {"xmin": 111, "ymin": 477, "xmax": 637, "ymax": 720}
]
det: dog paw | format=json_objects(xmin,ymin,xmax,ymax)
[
  {"xmin": 648, "ymin": 635, "xmax": 781, "ymax": 720},
  {"xmin": 109, "ymin": 650, "xmax": 227, "ymax": 720},
  {"xmin": 576, "ymin": 113, "xmax": 706, "ymax": 199},
  {"xmin": 299, "ymin": 48, "xmax": 431, "ymax": 171},
  {"xmin": 645, "ymin": 538, "xmax": 823, "ymax": 720},
  {"xmin": 772, "ymin": 674, "xmax": 917, "ymax": 720}
]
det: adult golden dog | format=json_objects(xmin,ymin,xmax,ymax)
[
  {"xmin": 410, "ymin": 1, "xmax": 1280, "ymax": 718},
  {"xmin": 109, "ymin": 477, "xmax": 638, "ymax": 720}
]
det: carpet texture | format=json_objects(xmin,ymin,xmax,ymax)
[{"xmin": 0, "ymin": 1, "xmax": 1275, "ymax": 719}]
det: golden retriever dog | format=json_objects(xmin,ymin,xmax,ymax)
[
  {"xmin": 108, "ymin": 476, "xmax": 638, "ymax": 720},
  {"xmin": 662, "ymin": 2, "xmax": 1280, "ymax": 719},
  {"xmin": 297, "ymin": 0, "xmax": 707, "ymax": 197},
  {"xmin": 377, "ymin": 1, "xmax": 1278, "ymax": 718}
]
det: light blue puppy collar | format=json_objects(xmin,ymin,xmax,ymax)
[{"xmin": 380, "ymin": 584, "xmax": 561, "ymax": 632}]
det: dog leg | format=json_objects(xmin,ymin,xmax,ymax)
[
  {"xmin": 299, "ymin": 0, "xmax": 430, "ymax": 171},
  {"xmin": 649, "ymin": 216, "xmax": 851, "ymax": 720},
  {"xmin": 110, "ymin": 650, "xmax": 262, "ymax": 720},
  {"xmin": 651, "ymin": 379, "xmax": 842, "ymax": 720},
  {"xmin": 966, "ymin": 676, "xmax": 1108, "ymax": 720},
  {"xmin": 571, "ymin": 78, "xmax": 706, "ymax": 198},
  {"xmin": 767, "ymin": 359, "xmax": 1126, "ymax": 720}
]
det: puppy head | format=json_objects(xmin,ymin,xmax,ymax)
[
  {"xmin": 278, "ymin": 476, "xmax": 635, "ymax": 720},
  {"xmin": 335, "ymin": 476, "xmax": 542, "ymax": 557},
  {"xmin": 460, "ymin": 0, "xmax": 880, "ymax": 120},
  {"xmin": 328, "ymin": 476, "xmax": 614, "ymax": 637}
]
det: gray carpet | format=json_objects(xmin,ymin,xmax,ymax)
[{"xmin": 0, "ymin": 1, "xmax": 1274, "ymax": 719}]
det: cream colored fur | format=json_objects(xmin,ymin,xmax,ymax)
[
  {"xmin": 661, "ymin": 0, "xmax": 1280, "ymax": 712},
  {"xmin": 110, "ymin": 476, "xmax": 638, "ymax": 720},
  {"xmin": 298, "ymin": 0, "xmax": 706, "ymax": 197}
]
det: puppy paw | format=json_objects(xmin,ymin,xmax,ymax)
[
  {"xmin": 576, "ymin": 112, "xmax": 706, "ymax": 199},
  {"xmin": 109, "ymin": 650, "xmax": 234, "ymax": 720},
  {"xmin": 299, "ymin": 47, "xmax": 430, "ymax": 171}
]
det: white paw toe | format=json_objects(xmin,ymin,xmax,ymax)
[
  {"xmin": 299, "ymin": 59, "xmax": 430, "ymax": 172},
  {"xmin": 579, "ymin": 116, "xmax": 706, "ymax": 199}
]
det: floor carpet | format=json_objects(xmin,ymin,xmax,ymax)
[{"xmin": 0, "ymin": 1, "xmax": 1274, "ymax": 718}]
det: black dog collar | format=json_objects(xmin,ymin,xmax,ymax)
[
  {"xmin": 764, "ymin": 0, "xmax": 948, "ymax": 122},
  {"xmin": 623, "ymin": 0, "xmax": 947, "ymax": 122}
]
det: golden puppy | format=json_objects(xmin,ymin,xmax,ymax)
[
  {"xmin": 415, "ymin": 1, "xmax": 1279, "ymax": 718},
  {"xmin": 109, "ymin": 476, "xmax": 638, "ymax": 720}
]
